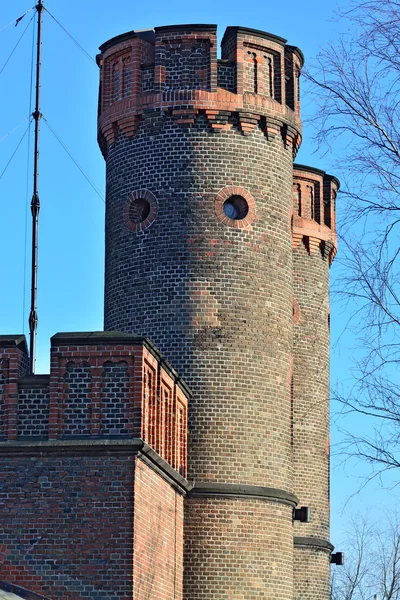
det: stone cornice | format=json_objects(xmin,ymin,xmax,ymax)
[
  {"xmin": 294, "ymin": 536, "xmax": 334, "ymax": 553},
  {"xmin": 188, "ymin": 482, "xmax": 299, "ymax": 507}
]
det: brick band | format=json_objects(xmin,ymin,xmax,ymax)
[
  {"xmin": 294, "ymin": 537, "xmax": 334, "ymax": 552},
  {"xmin": 188, "ymin": 482, "xmax": 299, "ymax": 507}
]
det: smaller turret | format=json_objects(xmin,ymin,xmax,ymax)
[{"xmin": 293, "ymin": 164, "xmax": 339, "ymax": 265}]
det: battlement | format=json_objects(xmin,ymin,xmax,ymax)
[
  {"xmin": 292, "ymin": 164, "xmax": 339, "ymax": 264},
  {"xmin": 0, "ymin": 332, "xmax": 189, "ymax": 477},
  {"xmin": 97, "ymin": 24, "xmax": 303, "ymax": 156}
]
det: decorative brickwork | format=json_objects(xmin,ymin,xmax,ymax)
[
  {"xmin": 97, "ymin": 25, "xmax": 302, "ymax": 158},
  {"xmin": 0, "ymin": 336, "xmax": 29, "ymax": 441},
  {"xmin": 292, "ymin": 164, "xmax": 339, "ymax": 264},
  {"xmin": 123, "ymin": 189, "xmax": 158, "ymax": 233},
  {"xmin": 0, "ymin": 333, "xmax": 191, "ymax": 599},
  {"xmin": 214, "ymin": 185, "xmax": 256, "ymax": 228},
  {"xmin": 98, "ymin": 23, "xmax": 307, "ymax": 600}
]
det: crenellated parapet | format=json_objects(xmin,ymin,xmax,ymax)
[
  {"xmin": 292, "ymin": 164, "xmax": 339, "ymax": 265},
  {"xmin": 0, "ymin": 332, "xmax": 190, "ymax": 477},
  {"xmin": 97, "ymin": 24, "xmax": 303, "ymax": 157}
]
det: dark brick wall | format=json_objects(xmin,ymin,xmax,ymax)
[
  {"xmin": 0, "ymin": 454, "xmax": 134, "ymax": 600},
  {"xmin": 217, "ymin": 61, "xmax": 235, "ymax": 91},
  {"xmin": 0, "ymin": 453, "xmax": 186, "ymax": 600},
  {"xmin": 17, "ymin": 386, "xmax": 49, "ymax": 438},
  {"xmin": 292, "ymin": 244, "xmax": 330, "ymax": 539},
  {"xmin": 0, "ymin": 369, "xmax": 5, "ymax": 441},
  {"xmin": 134, "ymin": 457, "xmax": 184, "ymax": 600},
  {"xmin": 0, "ymin": 336, "xmax": 190, "ymax": 600},
  {"xmin": 101, "ymin": 361, "xmax": 130, "ymax": 436},
  {"xmin": 63, "ymin": 363, "xmax": 92, "ymax": 437},
  {"xmin": 141, "ymin": 65, "xmax": 154, "ymax": 92},
  {"xmin": 104, "ymin": 116, "xmax": 295, "ymax": 491},
  {"xmin": 164, "ymin": 41, "xmax": 210, "ymax": 90}
]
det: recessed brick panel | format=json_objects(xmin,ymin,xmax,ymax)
[
  {"xmin": 100, "ymin": 361, "xmax": 130, "ymax": 436},
  {"xmin": 63, "ymin": 362, "xmax": 92, "ymax": 437},
  {"xmin": 17, "ymin": 387, "xmax": 49, "ymax": 438},
  {"xmin": 0, "ymin": 368, "xmax": 5, "ymax": 441}
]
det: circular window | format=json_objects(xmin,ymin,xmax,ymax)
[
  {"xmin": 223, "ymin": 196, "xmax": 249, "ymax": 220},
  {"xmin": 215, "ymin": 186, "xmax": 256, "ymax": 228},
  {"xmin": 124, "ymin": 189, "xmax": 158, "ymax": 232},
  {"xmin": 129, "ymin": 198, "xmax": 150, "ymax": 223}
]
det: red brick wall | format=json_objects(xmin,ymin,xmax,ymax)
[
  {"xmin": 0, "ymin": 453, "xmax": 135, "ymax": 600},
  {"xmin": 0, "ymin": 334, "xmax": 189, "ymax": 600},
  {"xmin": 133, "ymin": 457, "xmax": 184, "ymax": 600}
]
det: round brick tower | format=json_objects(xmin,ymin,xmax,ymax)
[
  {"xmin": 291, "ymin": 165, "xmax": 338, "ymax": 599},
  {"xmin": 97, "ymin": 24, "xmax": 336, "ymax": 600}
]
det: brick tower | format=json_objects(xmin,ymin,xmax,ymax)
[{"xmin": 97, "ymin": 23, "xmax": 338, "ymax": 600}]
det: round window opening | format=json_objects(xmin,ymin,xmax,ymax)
[
  {"xmin": 223, "ymin": 195, "xmax": 249, "ymax": 220},
  {"xmin": 129, "ymin": 198, "xmax": 151, "ymax": 224}
]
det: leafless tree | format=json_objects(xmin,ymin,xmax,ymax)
[
  {"xmin": 331, "ymin": 513, "xmax": 400, "ymax": 600},
  {"xmin": 304, "ymin": 0, "xmax": 400, "ymax": 488}
]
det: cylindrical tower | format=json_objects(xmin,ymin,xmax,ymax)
[
  {"xmin": 97, "ymin": 24, "xmax": 334, "ymax": 599},
  {"xmin": 291, "ymin": 165, "xmax": 338, "ymax": 599}
]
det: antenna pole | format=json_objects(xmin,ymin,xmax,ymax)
[{"xmin": 29, "ymin": 0, "xmax": 44, "ymax": 374}]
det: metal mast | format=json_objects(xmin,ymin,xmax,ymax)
[{"xmin": 29, "ymin": 0, "xmax": 44, "ymax": 374}]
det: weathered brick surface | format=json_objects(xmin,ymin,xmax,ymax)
[
  {"xmin": 98, "ymin": 23, "xmax": 305, "ymax": 600},
  {"xmin": 0, "ymin": 338, "xmax": 29, "ymax": 441},
  {"xmin": 293, "ymin": 546, "xmax": 331, "ymax": 600},
  {"xmin": 63, "ymin": 363, "xmax": 92, "ymax": 437},
  {"xmin": 101, "ymin": 361, "xmax": 130, "ymax": 436},
  {"xmin": 103, "ymin": 118, "xmax": 295, "ymax": 490},
  {"xmin": 0, "ymin": 454, "xmax": 134, "ymax": 600},
  {"xmin": 0, "ymin": 453, "xmax": 186, "ymax": 600},
  {"xmin": 217, "ymin": 61, "xmax": 235, "ymax": 91},
  {"xmin": 0, "ymin": 369, "xmax": 5, "ymax": 441},
  {"xmin": 184, "ymin": 498, "xmax": 294, "ymax": 599},
  {"xmin": 0, "ymin": 22, "xmax": 340, "ymax": 600},
  {"xmin": 292, "ymin": 244, "xmax": 330, "ymax": 539},
  {"xmin": 17, "ymin": 383, "xmax": 49, "ymax": 438},
  {"xmin": 134, "ymin": 457, "xmax": 184, "ymax": 600}
]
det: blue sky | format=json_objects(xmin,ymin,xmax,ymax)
[{"xmin": 0, "ymin": 0, "xmax": 395, "ymax": 548}]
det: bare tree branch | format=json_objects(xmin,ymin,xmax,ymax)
[{"xmin": 305, "ymin": 0, "xmax": 400, "ymax": 491}]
